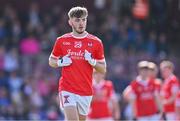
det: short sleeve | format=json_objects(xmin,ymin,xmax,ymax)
[
  {"xmin": 171, "ymin": 83, "xmax": 179, "ymax": 94},
  {"xmin": 51, "ymin": 38, "xmax": 63, "ymax": 58},
  {"xmin": 94, "ymin": 40, "xmax": 105, "ymax": 60}
]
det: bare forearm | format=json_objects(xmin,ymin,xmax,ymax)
[
  {"xmin": 130, "ymin": 99, "xmax": 136, "ymax": 118},
  {"xmin": 94, "ymin": 61, "xmax": 106, "ymax": 74},
  {"xmin": 49, "ymin": 57, "xmax": 59, "ymax": 68},
  {"xmin": 112, "ymin": 99, "xmax": 120, "ymax": 120},
  {"xmin": 155, "ymin": 96, "xmax": 163, "ymax": 112}
]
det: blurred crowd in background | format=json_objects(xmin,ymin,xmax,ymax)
[{"xmin": 0, "ymin": 0, "xmax": 180, "ymax": 120}]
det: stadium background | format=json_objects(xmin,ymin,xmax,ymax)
[{"xmin": 0, "ymin": 0, "xmax": 179, "ymax": 120}]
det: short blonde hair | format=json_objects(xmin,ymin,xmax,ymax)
[
  {"xmin": 68, "ymin": 6, "xmax": 88, "ymax": 18},
  {"xmin": 148, "ymin": 62, "xmax": 158, "ymax": 73},
  {"xmin": 137, "ymin": 61, "xmax": 149, "ymax": 69},
  {"xmin": 160, "ymin": 60, "xmax": 174, "ymax": 70}
]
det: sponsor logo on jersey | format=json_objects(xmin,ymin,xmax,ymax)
[
  {"xmin": 63, "ymin": 42, "xmax": 71, "ymax": 45},
  {"xmin": 67, "ymin": 49, "xmax": 85, "ymax": 60},
  {"xmin": 74, "ymin": 41, "xmax": 82, "ymax": 48}
]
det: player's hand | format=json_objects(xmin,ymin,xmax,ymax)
[
  {"xmin": 57, "ymin": 54, "xmax": 72, "ymax": 67},
  {"xmin": 84, "ymin": 50, "xmax": 96, "ymax": 66}
]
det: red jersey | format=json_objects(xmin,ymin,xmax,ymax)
[
  {"xmin": 88, "ymin": 80, "xmax": 115, "ymax": 118},
  {"xmin": 175, "ymin": 91, "xmax": 180, "ymax": 107},
  {"xmin": 51, "ymin": 32, "xmax": 105, "ymax": 96},
  {"xmin": 130, "ymin": 77, "xmax": 158, "ymax": 117},
  {"xmin": 160, "ymin": 75, "xmax": 179, "ymax": 113},
  {"xmin": 176, "ymin": 91, "xmax": 180, "ymax": 121},
  {"xmin": 151, "ymin": 78, "xmax": 162, "ymax": 96}
]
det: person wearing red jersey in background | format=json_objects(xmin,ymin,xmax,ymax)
[
  {"xmin": 124, "ymin": 61, "xmax": 160, "ymax": 121},
  {"xmin": 175, "ymin": 91, "xmax": 180, "ymax": 120},
  {"xmin": 148, "ymin": 62, "xmax": 162, "ymax": 114},
  {"xmin": 88, "ymin": 71, "xmax": 120, "ymax": 121},
  {"xmin": 160, "ymin": 60, "xmax": 179, "ymax": 121},
  {"xmin": 49, "ymin": 6, "xmax": 106, "ymax": 121}
]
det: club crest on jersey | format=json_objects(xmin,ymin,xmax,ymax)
[
  {"xmin": 74, "ymin": 41, "xmax": 82, "ymax": 48},
  {"xmin": 88, "ymin": 42, "xmax": 93, "ymax": 47}
]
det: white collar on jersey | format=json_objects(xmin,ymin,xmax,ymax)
[
  {"xmin": 71, "ymin": 31, "xmax": 88, "ymax": 39},
  {"xmin": 136, "ymin": 76, "xmax": 149, "ymax": 86}
]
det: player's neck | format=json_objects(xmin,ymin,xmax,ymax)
[
  {"xmin": 94, "ymin": 80, "xmax": 104, "ymax": 86},
  {"xmin": 137, "ymin": 75, "xmax": 148, "ymax": 81},
  {"xmin": 71, "ymin": 31, "xmax": 88, "ymax": 38}
]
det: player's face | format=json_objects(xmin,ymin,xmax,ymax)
[
  {"xmin": 69, "ymin": 16, "xmax": 87, "ymax": 34},
  {"xmin": 148, "ymin": 69, "xmax": 157, "ymax": 79},
  {"xmin": 160, "ymin": 67, "xmax": 171, "ymax": 79},
  {"xmin": 139, "ymin": 68, "xmax": 149, "ymax": 79}
]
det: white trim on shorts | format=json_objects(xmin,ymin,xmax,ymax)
[{"xmin": 59, "ymin": 90, "xmax": 93, "ymax": 115}]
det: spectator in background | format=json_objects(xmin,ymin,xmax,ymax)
[
  {"xmin": 158, "ymin": 33, "xmax": 168, "ymax": 57},
  {"xmin": 0, "ymin": 87, "xmax": 11, "ymax": 119},
  {"xmin": 20, "ymin": 31, "xmax": 41, "ymax": 75},
  {"xmin": 146, "ymin": 32, "xmax": 157, "ymax": 56},
  {"xmin": 11, "ymin": 19, "xmax": 22, "ymax": 45},
  {"xmin": 8, "ymin": 71, "xmax": 23, "ymax": 106},
  {"xmin": 127, "ymin": 22, "xmax": 142, "ymax": 49},
  {"xmin": 94, "ymin": 0, "xmax": 106, "ymax": 10},
  {"xmin": 0, "ymin": 19, "xmax": 6, "ymax": 43},
  {"xmin": 28, "ymin": 2, "xmax": 40, "ymax": 30},
  {"xmin": 20, "ymin": 32, "xmax": 41, "ymax": 56},
  {"xmin": 0, "ymin": 70, "xmax": 9, "ymax": 89},
  {"xmin": 0, "ymin": 46, "xmax": 5, "ymax": 70},
  {"xmin": 4, "ymin": 47, "xmax": 19, "ymax": 72}
]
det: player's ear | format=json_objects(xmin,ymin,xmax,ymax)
[{"xmin": 68, "ymin": 19, "xmax": 72, "ymax": 26}]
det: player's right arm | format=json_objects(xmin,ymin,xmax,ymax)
[
  {"xmin": 49, "ymin": 55, "xmax": 59, "ymax": 68},
  {"xmin": 123, "ymin": 85, "xmax": 137, "ymax": 119},
  {"xmin": 49, "ymin": 54, "xmax": 72, "ymax": 68},
  {"xmin": 49, "ymin": 37, "xmax": 72, "ymax": 68},
  {"xmin": 109, "ymin": 84, "xmax": 120, "ymax": 120}
]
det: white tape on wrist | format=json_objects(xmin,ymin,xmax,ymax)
[{"xmin": 89, "ymin": 59, "xmax": 96, "ymax": 66}]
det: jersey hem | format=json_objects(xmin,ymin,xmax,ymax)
[{"xmin": 59, "ymin": 89, "xmax": 93, "ymax": 96}]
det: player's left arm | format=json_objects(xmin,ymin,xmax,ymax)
[
  {"xmin": 110, "ymin": 92, "xmax": 121, "ymax": 120},
  {"xmin": 108, "ymin": 82, "xmax": 120, "ymax": 120},
  {"xmin": 154, "ymin": 79, "xmax": 163, "ymax": 112},
  {"xmin": 94, "ymin": 59, "xmax": 106, "ymax": 74},
  {"xmin": 84, "ymin": 38, "xmax": 106, "ymax": 74},
  {"xmin": 84, "ymin": 50, "xmax": 106, "ymax": 74},
  {"xmin": 163, "ymin": 83, "xmax": 179, "ymax": 104}
]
